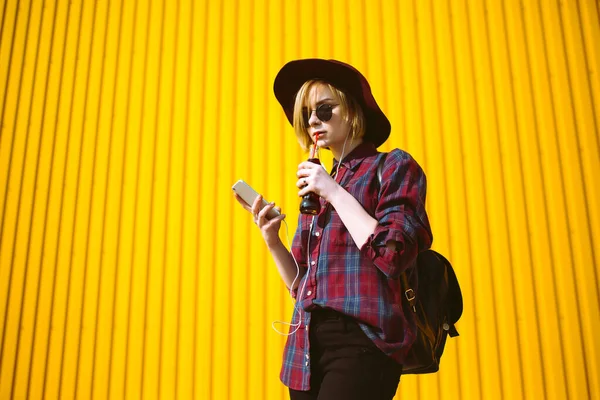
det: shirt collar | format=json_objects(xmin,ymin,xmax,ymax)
[{"xmin": 332, "ymin": 141, "xmax": 378, "ymax": 172}]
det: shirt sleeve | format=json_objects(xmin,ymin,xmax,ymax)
[
  {"xmin": 289, "ymin": 214, "xmax": 308, "ymax": 298},
  {"xmin": 360, "ymin": 150, "xmax": 433, "ymax": 278}
]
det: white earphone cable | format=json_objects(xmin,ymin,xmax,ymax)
[
  {"xmin": 271, "ymin": 131, "xmax": 351, "ymax": 336},
  {"xmin": 271, "ymin": 216, "xmax": 315, "ymax": 335}
]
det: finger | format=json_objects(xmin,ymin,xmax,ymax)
[
  {"xmin": 258, "ymin": 201, "xmax": 275, "ymax": 220},
  {"xmin": 296, "ymin": 178, "xmax": 309, "ymax": 188},
  {"xmin": 265, "ymin": 213, "xmax": 286, "ymax": 226},
  {"xmin": 251, "ymin": 195, "xmax": 263, "ymax": 216},
  {"xmin": 298, "ymin": 187, "xmax": 309, "ymax": 197},
  {"xmin": 233, "ymin": 193, "xmax": 252, "ymax": 210},
  {"xmin": 298, "ymin": 161, "xmax": 319, "ymax": 170},
  {"xmin": 296, "ymin": 167, "xmax": 314, "ymax": 178}
]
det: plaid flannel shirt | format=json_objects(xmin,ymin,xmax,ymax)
[{"xmin": 280, "ymin": 142, "xmax": 433, "ymax": 391}]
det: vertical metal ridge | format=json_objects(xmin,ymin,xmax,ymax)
[
  {"xmin": 107, "ymin": 0, "xmax": 136, "ymax": 396},
  {"xmin": 122, "ymin": 0, "xmax": 147, "ymax": 396},
  {"xmin": 596, "ymin": 0, "xmax": 600, "ymax": 42},
  {"xmin": 0, "ymin": 2, "xmax": 33, "ymax": 374},
  {"xmin": 0, "ymin": 0, "xmax": 11, "ymax": 44},
  {"xmin": 40, "ymin": 0, "xmax": 75, "ymax": 397},
  {"xmin": 226, "ymin": 0, "xmax": 240, "ymax": 396},
  {"xmin": 326, "ymin": 0, "xmax": 334, "ymax": 60},
  {"xmin": 74, "ymin": 0, "xmax": 113, "ymax": 394},
  {"xmin": 375, "ymin": 1, "xmax": 388, "ymax": 122},
  {"xmin": 412, "ymin": 0, "xmax": 427, "ymax": 171},
  {"xmin": 181, "ymin": 0, "xmax": 198, "ymax": 393},
  {"xmin": 70, "ymin": 0, "xmax": 102, "ymax": 395},
  {"xmin": 0, "ymin": 1, "xmax": 19, "ymax": 168},
  {"xmin": 575, "ymin": 0, "xmax": 600, "ymax": 310},
  {"xmin": 445, "ymin": 0, "xmax": 483, "ymax": 397},
  {"xmin": 418, "ymin": 0, "xmax": 443, "ymax": 394},
  {"xmin": 278, "ymin": 2, "xmax": 288, "ymax": 399},
  {"xmin": 174, "ymin": 0, "xmax": 192, "ymax": 390},
  {"xmin": 157, "ymin": 0, "xmax": 172, "ymax": 393},
  {"xmin": 0, "ymin": 1, "xmax": 39, "ymax": 399},
  {"xmin": 482, "ymin": 0, "xmax": 527, "ymax": 396},
  {"xmin": 0, "ymin": 0, "xmax": 19, "ymax": 145},
  {"xmin": 517, "ymin": 1, "xmax": 568, "ymax": 397},
  {"xmin": 428, "ymin": 0, "xmax": 461, "ymax": 395},
  {"xmin": 125, "ymin": 0, "xmax": 153, "ymax": 396},
  {"xmin": 499, "ymin": 0, "xmax": 548, "ymax": 396},
  {"xmin": 243, "ymin": 0, "xmax": 257, "ymax": 397},
  {"xmin": 393, "ymin": 1, "xmax": 407, "ymax": 151},
  {"xmin": 47, "ymin": 0, "xmax": 84, "ymax": 397},
  {"xmin": 554, "ymin": 1, "xmax": 593, "ymax": 397},
  {"xmin": 575, "ymin": 1, "xmax": 600, "ymax": 314},
  {"xmin": 56, "ymin": 0, "xmax": 96, "ymax": 396},
  {"xmin": 575, "ymin": 0, "xmax": 600, "ymax": 158},
  {"xmin": 21, "ymin": 0, "xmax": 61, "ymax": 397},
  {"xmin": 526, "ymin": 0, "xmax": 571, "ymax": 396},
  {"xmin": 89, "ymin": 0, "xmax": 125, "ymax": 396},
  {"xmin": 8, "ymin": 0, "xmax": 49, "ymax": 396},
  {"xmin": 359, "ymin": 0, "xmax": 368, "ymax": 72},
  {"xmin": 205, "ymin": 0, "xmax": 224, "ymax": 397},
  {"xmin": 345, "ymin": 1, "xmax": 353, "ymax": 61},
  {"xmin": 173, "ymin": 0, "xmax": 188, "ymax": 395},
  {"xmin": 192, "ymin": 1, "xmax": 211, "ymax": 398},
  {"xmin": 140, "ymin": 0, "xmax": 167, "ymax": 396},
  {"xmin": 463, "ymin": 1, "xmax": 506, "ymax": 396},
  {"xmin": 257, "ymin": 0, "xmax": 268, "ymax": 395}
]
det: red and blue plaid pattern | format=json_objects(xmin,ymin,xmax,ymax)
[{"xmin": 280, "ymin": 142, "xmax": 433, "ymax": 391}]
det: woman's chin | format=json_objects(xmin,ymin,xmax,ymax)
[{"xmin": 316, "ymin": 139, "xmax": 328, "ymax": 148}]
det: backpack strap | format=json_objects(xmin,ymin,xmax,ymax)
[
  {"xmin": 401, "ymin": 274, "xmax": 417, "ymax": 313},
  {"xmin": 376, "ymin": 152, "xmax": 417, "ymax": 313},
  {"xmin": 376, "ymin": 152, "xmax": 387, "ymax": 189}
]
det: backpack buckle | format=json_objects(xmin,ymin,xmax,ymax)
[{"xmin": 405, "ymin": 288, "xmax": 416, "ymax": 312}]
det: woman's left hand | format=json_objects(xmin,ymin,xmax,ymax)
[{"xmin": 296, "ymin": 161, "xmax": 339, "ymax": 202}]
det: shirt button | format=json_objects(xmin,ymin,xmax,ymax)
[
  {"xmin": 305, "ymin": 354, "xmax": 310, "ymax": 359},
  {"xmin": 315, "ymin": 231, "xmax": 320, "ymax": 237},
  {"xmin": 311, "ymin": 261, "xmax": 316, "ymax": 266},
  {"xmin": 306, "ymin": 290, "xmax": 312, "ymax": 296},
  {"xmin": 305, "ymin": 361, "xmax": 309, "ymax": 366}
]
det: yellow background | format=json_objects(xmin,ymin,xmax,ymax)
[{"xmin": 1, "ymin": 0, "xmax": 599, "ymax": 399}]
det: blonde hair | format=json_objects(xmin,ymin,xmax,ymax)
[{"xmin": 292, "ymin": 80, "xmax": 365, "ymax": 152}]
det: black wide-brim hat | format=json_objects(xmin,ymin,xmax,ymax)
[{"xmin": 273, "ymin": 59, "xmax": 391, "ymax": 148}]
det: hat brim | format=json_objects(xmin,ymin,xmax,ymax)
[{"xmin": 273, "ymin": 59, "xmax": 390, "ymax": 148}]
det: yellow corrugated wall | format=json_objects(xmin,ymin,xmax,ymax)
[{"xmin": 1, "ymin": 0, "xmax": 598, "ymax": 399}]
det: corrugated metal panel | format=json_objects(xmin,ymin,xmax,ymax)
[{"xmin": 0, "ymin": 0, "xmax": 598, "ymax": 399}]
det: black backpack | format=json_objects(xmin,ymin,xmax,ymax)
[{"xmin": 376, "ymin": 153, "xmax": 463, "ymax": 374}]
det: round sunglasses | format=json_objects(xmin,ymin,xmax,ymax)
[{"xmin": 302, "ymin": 103, "xmax": 338, "ymax": 125}]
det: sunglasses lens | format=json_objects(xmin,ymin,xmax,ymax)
[
  {"xmin": 302, "ymin": 104, "xmax": 334, "ymax": 125},
  {"xmin": 316, "ymin": 104, "xmax": 333, "ymax": 122}
]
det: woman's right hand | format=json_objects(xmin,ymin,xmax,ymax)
[{"xmin": 233, "ymin": 193, "xmax": 286, "ymax": 247}]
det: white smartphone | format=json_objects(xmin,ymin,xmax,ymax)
[{"xmin": 232, "ymin": 179, "xmax": 281, "ymax": 220}]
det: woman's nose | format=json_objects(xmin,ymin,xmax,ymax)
[{"xmin": 308, "ymin": 110, "xmax": 321, "ymax": 126}]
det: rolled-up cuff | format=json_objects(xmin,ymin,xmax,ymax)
[{"xmin": 361, "ymin": 225, "xmax": 411, "ymax": 278}]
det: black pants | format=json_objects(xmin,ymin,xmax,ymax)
[{"xmin": 289, "ymin": 309, "xmax": 402, "ymax": 400}]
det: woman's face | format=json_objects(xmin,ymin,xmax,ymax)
[{"xmin": 305, "ymin": 84, "xmax": 353, "ymax": 151}]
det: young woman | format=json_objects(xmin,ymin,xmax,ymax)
[{"xmin": 234, "ymin": 59, "xmax": 433, "ymax": 400}]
